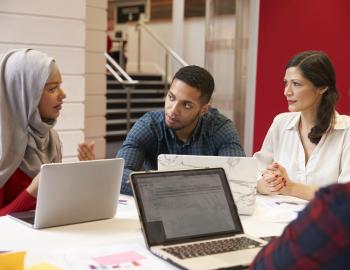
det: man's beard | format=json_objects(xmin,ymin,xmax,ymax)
[{"xmin": 165, "ymin": 113, "xmax": 201, "ymax": 131}]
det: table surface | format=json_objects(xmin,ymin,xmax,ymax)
[{"xmin": 0, "ymin": 194, "xmax": 307, "ymax": 268}]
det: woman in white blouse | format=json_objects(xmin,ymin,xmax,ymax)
[{"xmin": 254, "ymin": 50, "xmax": 350, "ymax": 200}]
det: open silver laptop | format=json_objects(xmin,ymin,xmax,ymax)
[
  {"xmin": 9, "ymin": 158, "xmax": 124, "ymax": 229},
  {"xmin": 130, "ymin": 168, "xmax": 266, "ymax": 270},
  {"xmin": 158, "ymin": 155, "xmax": 258, "ymax": 215}
]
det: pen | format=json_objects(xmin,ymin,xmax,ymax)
[
  {"xmin": 119, "ymin": 199, "xmax": 128, "ymax": 204},
  {"xmin": 275, "ymin": 201, "xmax": 299, "ymax": 205}
]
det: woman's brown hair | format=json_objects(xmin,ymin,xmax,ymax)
[{"xmin": 286, "ymin": 51, "xmax": 339, "ymax": 144}]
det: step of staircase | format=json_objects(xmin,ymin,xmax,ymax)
[
  {"xmin": 107, "ymin": 73, "xmax": 163, "ymax": 81},
  {"xmin": 106, "ymin": 73, "xmax": 168, "ymax": 142}
]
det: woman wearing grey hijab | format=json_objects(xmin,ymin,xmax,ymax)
[{"xmin": 0, "ymin": 48, "xmax": 65, "ymax": 216}]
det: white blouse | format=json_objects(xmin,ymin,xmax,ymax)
[{"xmin": 254, "ymin": 112, "xmax": 350, "ymax": 187}]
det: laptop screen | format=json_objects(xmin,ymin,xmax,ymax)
[{"xmin": 131, "ymin": 168, "xmax": 244, "ymax": 246}]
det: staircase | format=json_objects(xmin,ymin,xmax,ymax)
[{"xmin": 106, "ymin": 73, "xmax": 168, "ymax": 142}]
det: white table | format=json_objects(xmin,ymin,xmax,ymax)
[{"xmin": 0, "ymin": 194, "xmax": 306, "ymax": 268}]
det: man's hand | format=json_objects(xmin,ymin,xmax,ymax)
[{"xmin": 77, "ymin": 141, "xmax": 96, "ymax": 160}]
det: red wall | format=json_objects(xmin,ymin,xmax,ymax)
[{"xmin": 253, "ymin": 0, "xmax": 350, "ymax": 152}]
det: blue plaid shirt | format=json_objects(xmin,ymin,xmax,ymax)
[{"xmin": 117, "ymin": 108, "xmax": 245, "ymax": 195}]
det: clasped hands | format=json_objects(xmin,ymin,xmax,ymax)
[{"xmin": 258, "ymin": 162, "xmax": 294, "ymax": 195}]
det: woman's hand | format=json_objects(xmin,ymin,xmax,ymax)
[
  {"xmin": 78, "ymin": 141, "xmax": 95, "ymax": 160},
  {"xmin": 257, "ymin": 171, "xmax": 284, "ymax": 195},
  {"xmin": 267, "ymin": 162, "xmax": 295, "ymax": 196},
  {"xmin": 26, "ymin": 173, "xmax": 40, "ymax": 198},
  {"xmin": 257, "ymin": 162, "xmax": 293, "ymax": 195}
]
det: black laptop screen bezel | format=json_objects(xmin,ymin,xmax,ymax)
[{"xmin": 130, "ymin": 168, "xmax": 245, "ymax": 247}]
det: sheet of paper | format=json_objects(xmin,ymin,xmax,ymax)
[
  {"xmin": 54, "ymin": 243, "xmax": 175, "ymax": 270},
  {"xmin": 93, "ymin": 251, "xmax": 145, "ymax": 266},
  {"xmin": 263, "ymin": 209, "xmax": 299, "ymax": 223},
  {"xmin": 0, "ymin": 251, "xmax": 26, "ymax": 270},
  {"xmin": 256, "ymin": 195, "xmax": 308, "ymax": 223}
]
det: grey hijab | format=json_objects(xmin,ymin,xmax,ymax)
[{"xmin": 0, "ymin": 48, "xmax": 62, "ymax": 188}]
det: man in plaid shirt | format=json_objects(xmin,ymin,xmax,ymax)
[
  {"xmin": 250, "ymin": 182, "xmax": 350, "ymax": 270},
  {"xmin": 117, "ymin": 65, "xmax": 245, "ymax": 195}
]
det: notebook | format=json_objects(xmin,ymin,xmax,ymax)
[
  {"xmin": 130, "ymin": 168, "xmax": 266, "ymax": 270},
  {"xmin": 158, "ymin": 155, "xmax": 258, "ymax": 215},
  {"xmin": 9, "ymin": 158, "xmax": 124, "ymax": 229}
]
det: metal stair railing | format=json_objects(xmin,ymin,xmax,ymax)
[
  {"xmin": 136, "ymin": 21, "xmax": 189, "ymax": 90},
  {"xmin": 105, "ymin": 52, "xmax": 138, "ymax": 131},
  {"xmin": 105, "ymin": 52, "xmax": 138, "ymax": 85},
  {"xmin": 105, "ymin": 23, "xmax": 189, "ymax": 136}
]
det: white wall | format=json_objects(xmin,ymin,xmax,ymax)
[
  {"xmin": 205, "ymin": 15, "xmax": 236, "ymax": 120},
  {"xmin": 183, "ymin": 18, "xmax": 206, "ymax": 67},
  {"xmin": 244, "ymin": 0, "xmax": 260, "ymax": 156},
  {"xmin": 85, "ymin": 0, "xmax": 108, "ymax": 159},
  {"xmin": 121, "ymin": 18, "xmax": 205, "ymax": 75},
  {"xmin": 0, "ymin": 0, "xmax": 85, "ymax": 162}
]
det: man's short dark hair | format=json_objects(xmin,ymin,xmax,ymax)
[{"xmin": 172, "ymin": 65, "xmax": 215, "ymax": 103}]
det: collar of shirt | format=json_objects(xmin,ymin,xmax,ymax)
[
  {"xmin": 334, "ymin": 112, "xmax": 350, "ymax": 130},
  {"xmin": 166, "ymin": 116, "xmax": 203, "ymax": 146},
  {"xmin": 285, "ymin": 111, "xmax": 350, "ymax": 131},
  {"xmin": 286, "ymin": 112, "xmax": 301, "ymax": 130}
]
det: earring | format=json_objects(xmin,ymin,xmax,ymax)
[{"xmin": 319, "ymin": 87, "xmax": 328, "ymax": 94}]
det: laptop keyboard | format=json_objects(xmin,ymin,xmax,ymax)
[{"xmin": 162, "ymin": 236, "xmax": 262, "ymax": 259}]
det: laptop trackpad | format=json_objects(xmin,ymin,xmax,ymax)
[{"xmin": 216, "ymin": 248, "xmax": 260, "ymax": 266}]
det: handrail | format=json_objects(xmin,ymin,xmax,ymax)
[
  {"xmin": 105, "ymin": 52, "xmax": 138, "ymax": 85},
  {"xmin": 136, "ymin": 22, "xmax": 189, "ymax": 67},
  {"xmin": 104, "ymin": 52, "xmax": 138, "ymax": 132}
]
